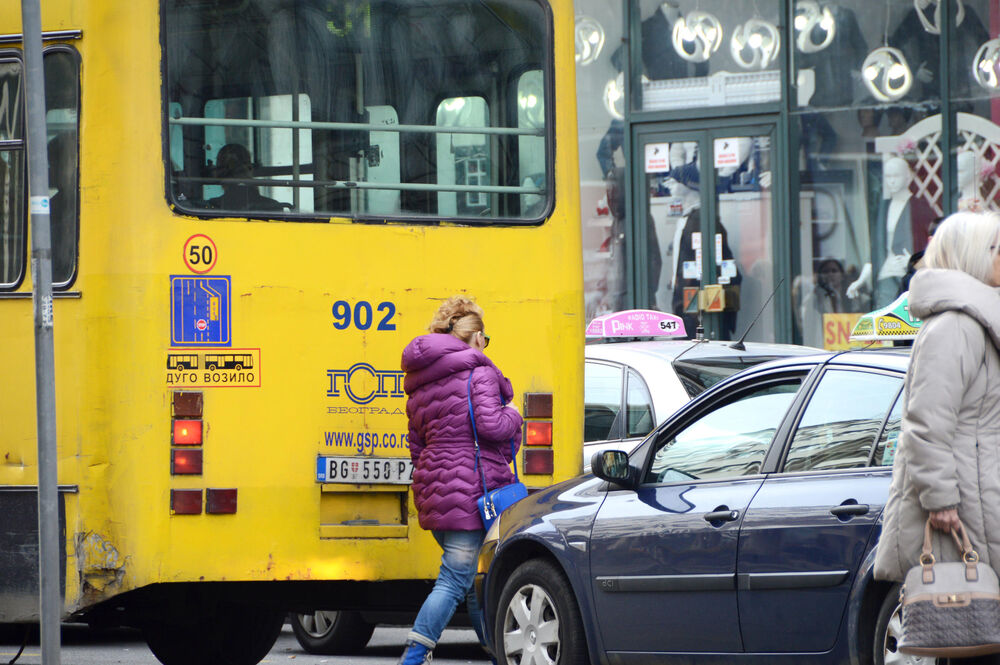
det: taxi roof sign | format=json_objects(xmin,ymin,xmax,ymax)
[
  {"xmin": 850, "ymin": 292, "xmax": 922, "ymax": 342},
  {"xmin": 585, "ymin": 310, "xmax": 687, "ymax": 339}
]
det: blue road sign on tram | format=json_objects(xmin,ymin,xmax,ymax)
[{"xmin": 170, "ymin": 275, "xmax": 232, "ymax": 346}]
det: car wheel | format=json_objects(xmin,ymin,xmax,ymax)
[
  {"xmin": 494, "ymin": 559, "xmax": 587, "ymax": 665},
  {"xmin": 289, "ymin": 610, "xmax": 374, "ymax": 655},
  {"xmin": 873, "ymin": 585, "xmax": 940, "ymax": 665}
]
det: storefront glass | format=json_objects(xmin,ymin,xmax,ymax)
[
  {"xmin": 948, "ymin": 1, "xmax": 1000, "ymax": 215},
  {"xmin": 793, "ymin": 0, "xmax": 943, "ymax": 349},
  {"xmin": 636, "ymin": 0, "xmax": 782, "ymax": 112},
  {"xmin": 576, "ymin": 0, "xmax": 627, "ymax": 320}
]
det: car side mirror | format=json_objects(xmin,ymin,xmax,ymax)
[{"xmin": 591, "ymin": 450, "xmax": 634, "ymax": 488}]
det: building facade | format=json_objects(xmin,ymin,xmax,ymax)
[{"xmin": 575, "ymin": 0, "xmax": 1000, "ymax": 347}]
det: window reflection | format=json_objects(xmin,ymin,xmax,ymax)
[
  {"xmin": 636, "ymin": 0, "xmax": 782, "ymax": 111},
  {"xmin": 0, "ymin": 59, "xmax": 24, "ymax": 288},
  {"xmin": 584, "ymin": 361, "xmax": 623, "ymax": 442},
  {"xmin": 646, "ymin": 378, "xmax": 801, "ymax": 483},
  {"xmin": 784, "ymin": 370, "xmax": 902, "ymax": 472}
]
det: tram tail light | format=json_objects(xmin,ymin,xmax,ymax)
[
  {"xmin": 171, "ymin": 449, "xmax": 203, "ymax": 475},
  {"xmin": 523, "ymin": 393, "xmax": 553, "ymax": 418},
  {"xmin": 206, "ymin": 488, "xmax": 237, "ymax": 514},
  {"xmin": 522, "ymin": 392, "xmax": 554, "ymax": 475},
  {"xmin": 172, "ymin": 419, "xmax": 203, "ymax": 445},
  {"xmin": 170, "ymin": 489, "xmax": 202, "ymax": 514},
  {"xmin": 525, "ymin": 421, "xmax": 552, "ymax": 446},
  {"xmin": 524, "ymin": 449, "xmax": 554, "ymax": 475},
  {"xmin": 172, "ymin": 391, "xmax": 203, "ymax": 418}
]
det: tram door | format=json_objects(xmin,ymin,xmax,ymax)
[{"xmin": 634, "ymin": 125, "xmax": 778, "ymax": 342}]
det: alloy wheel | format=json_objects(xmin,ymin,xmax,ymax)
[
  {"xmin": 297, "ymin": 611, "xmax": 337, "ymax": 638},
  {"xmin": 502, "ymin": 583, "xmax": 561, "ymax": 665}
]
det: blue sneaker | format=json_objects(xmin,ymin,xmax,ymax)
[{"xmin": 397, "ymin": 640, "xmax": 433, "ymax": 665}]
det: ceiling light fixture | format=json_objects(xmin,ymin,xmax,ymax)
[{"xmin": 671, "ymin": 11, "xmax": 723, "ymax": 63}]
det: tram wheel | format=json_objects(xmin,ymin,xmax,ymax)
[{"xmin": 143, "ymin": 603, "xmax": 284, "ymax": 665}]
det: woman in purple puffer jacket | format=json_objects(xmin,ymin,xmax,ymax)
[{"xmin": 397, "ymin": 295, "xmax": 522, "ymax": 665}]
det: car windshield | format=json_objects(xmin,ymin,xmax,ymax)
[{"xmin": 673, "ymin": 356, "xmax": 782, "ymax": 398}]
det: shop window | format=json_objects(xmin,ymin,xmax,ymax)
[{"xmin": 634, "ymin": 0, "xmax": 782, "ymax": 112}]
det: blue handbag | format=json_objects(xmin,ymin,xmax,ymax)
[{"xmin": 467, "ymin": 373, "xmax": 527, "ymax": 530}]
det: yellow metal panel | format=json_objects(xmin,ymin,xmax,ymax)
[{"xmin": 0, "ymin": 0, "xmax": 583, "ymax": 619}]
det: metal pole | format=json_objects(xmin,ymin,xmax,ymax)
[{"xmin": 20, "ymin": 1, "xmax": 61, "ymax": 663}]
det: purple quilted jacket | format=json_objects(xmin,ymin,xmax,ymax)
[{"xmin": 402, "ymin": 333, "xmax": 523, "ymax": 531}]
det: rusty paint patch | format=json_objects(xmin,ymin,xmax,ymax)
[{"xmin": 75, "ymin": 532, "xmax": 126, "ymax": 600}]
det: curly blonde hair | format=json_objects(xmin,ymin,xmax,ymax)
[{"xmin": 428, "ymin": 295, "xmax": 484, "ymax": 345}]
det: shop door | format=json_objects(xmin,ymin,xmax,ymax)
[{"xmin": 634, "ymin": 125, "xmax": 778, "ymax": 342}]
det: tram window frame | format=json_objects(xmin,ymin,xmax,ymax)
[
  {"xmin": 0, "ymin": 45, "xmax": 81, "ymax": 293},
  {"xmin": 159, "ymin": 0, "xmax": 555, "ymax": 226},
  {"xmin": 0, "ymin": 51, "xmax": 27, "ymax": 291},
  {"xmin": 43, "ymin": 44, "xmax": 82, "ymax": 290}
]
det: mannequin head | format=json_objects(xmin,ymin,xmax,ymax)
[{"xmin": 883, "ymin": 157, "xmax": 913, "ymax": 198}]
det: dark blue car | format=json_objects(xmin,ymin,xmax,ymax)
[{"xmin": 476, "ymin": 349, "xmax": 920, "ymax": 665}]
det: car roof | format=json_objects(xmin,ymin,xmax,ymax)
[
  {"xmin": 745, "ymin": 346, "xmax": 912, "ymax": 375},
  {"xmin": 584, "ymin": 339, "xmax": 822, "ymax": 365}
]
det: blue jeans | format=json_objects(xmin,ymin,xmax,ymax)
[{"xmin": 407, "ymin": 529, "xmax": 487, "ymax": 649}]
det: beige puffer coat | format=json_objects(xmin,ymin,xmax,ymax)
[{"xmin": 874, "ymin": 269, "xmax": 1000, "ymax": 582}]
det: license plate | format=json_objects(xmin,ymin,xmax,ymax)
[{"xmin": 316, "ymin": 456, "xmax": 414, "ymax": 484}]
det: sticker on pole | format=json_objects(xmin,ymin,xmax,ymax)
[
  {"xmin": 586, "ymin": 310, "xmax": 687, "ymax": 338},
  {"xmin": 30, "ymin": 196, "xmax": 50, "ymax": 215},
  {"xmin": 850, "ymin": 292, "xmax": 921, "ymax": 341}
]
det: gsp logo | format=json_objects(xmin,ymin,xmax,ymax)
[{"xmin": 326, "ymin": 363, "xmax": 405, "ymax": 405}]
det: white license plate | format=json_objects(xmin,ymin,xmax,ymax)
[{"xmin": 316, "ymin": 456, "xmax": 414, "ymax": 484}]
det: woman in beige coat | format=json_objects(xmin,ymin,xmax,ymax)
[{"xmin": 874, "ymin": 211, "xmax": 1000, "ymax": 664}]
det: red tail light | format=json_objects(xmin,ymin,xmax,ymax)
[
  {"xmin": 170, "ymin": 489, "xmax": 202, "ymax": 514},
  {"xmin": 171, "ymin": 449, "xmax": 203, "ymax": 475},
  {"xmin": 524, "ymin": 449, "xmax": 554, "ymax": 475},
  {"xmin": 173, "ymin": 419, "xmax": 203, "ymax": 445},
  {"xmin": 173, "ymin": 391, "xmax": 203, "ymax": 418},
  {"xmin": 206, "ymin": 488, "xmax": 237, "ymax": 514},
  {"xmin": 525, "ymin": 421, "xmax": 552, "ymax": 446}
]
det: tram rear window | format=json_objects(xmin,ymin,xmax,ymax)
[{"xmin": 162, "ymin": 0, "xmax": 551, "ymax": 223}]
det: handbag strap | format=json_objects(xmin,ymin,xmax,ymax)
[
  {"xmin": 467, "ymin": 371, "xmax": 519, "ymax": 497},
  {"xmin": 921, "ymin": 517, "xmax": 980, "ymax": 582}
]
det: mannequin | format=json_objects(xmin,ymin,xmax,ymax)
[
  {"xmin": 956, "ymin": 150, "xmax": 984, "ymax": 211},
  {"xmin": 669, "ymin": 148, "xmax": 742, "ymax": 338},
  {"xmin": 847, "ymin": 157, "xmax": 934, "ymax": 306},
  {"xmin": 667, "ymin": 143, "xmax": 701, "ymax": 292}
]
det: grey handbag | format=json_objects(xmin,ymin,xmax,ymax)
[{"xmin": 899, "ymin": 518, "xmax": 1000, "ymax": 657}]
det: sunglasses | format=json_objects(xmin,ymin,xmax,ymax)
[{"xmin": 481, "ymin": 332, "xmax": 490, "ymax": 348}]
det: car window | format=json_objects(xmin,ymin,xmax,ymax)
[
  {"xmin": 872, "ymin": 388, "xmax": 904, "ymax": 467},
  {"xmin": 672, "ymin": 357, "xmax": 777, "ymax": 398},
  {"xmin": 584, "ymin": 361, "xmax": 623, "ymax": 442},
  {"xmin": 625, "ymin": 370, "xmax": 654, "ymax": 438},
  {"xmin": 644, "ymin": 377, "xmax": 803, "ymax": 484},
  {"xmin": 783, "ymin": 370, "xmax": 903, "ymax": 473}
]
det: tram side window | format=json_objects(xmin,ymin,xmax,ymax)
[
  {"xmin": 163, "ymin": 0, "xmax": 551, "ymax": 223},
  {"xmin": 517, "ymin": 70, "xmax": 546, "ymax": 217},
  {"xmin": 45, "ymin": 49, "xmax": 81, "ymax": 287},
  {"xmin": 0, "ymin": 58, "xmax": 26, "ymax": 288}
]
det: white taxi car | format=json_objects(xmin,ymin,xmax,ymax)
[{"xmin": 583, "ymin": 310, "xmax": 819, "ymax": 465}]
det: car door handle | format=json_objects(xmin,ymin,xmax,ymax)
[
  {"xmin": 830, "ymin": 504, "xmax": 870, "ymax": 517},
  {"xmin": 704, "ymin": 509, "xmax": 740, "ymax": 523}
]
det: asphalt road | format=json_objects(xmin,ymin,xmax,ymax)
[{"xmin": 0, "ymin": 624, "xmax": 492, "ymax": 665}]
